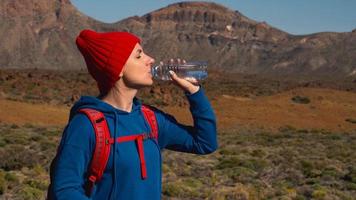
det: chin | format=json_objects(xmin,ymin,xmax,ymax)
[
  {"xmin": 145, "ymin": 79, "xmax": 154, "ymax": 86},
  {"xmin": 136, "ymin": 80, "xmax": 154, "ymax": 89},
  {"xmin": 146, "ymin": 77, "xmax": 154, "ymax": 85}
]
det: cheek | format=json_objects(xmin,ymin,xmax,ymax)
[{"xmin": 123, "ymin": 63, "xmax": 146, "ymax": 81}]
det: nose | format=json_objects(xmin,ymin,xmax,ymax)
[{"xmin": 148, "ymin": 56, "xmax": 155, "ymax": 66}]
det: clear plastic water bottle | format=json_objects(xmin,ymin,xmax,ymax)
[{"xmin": 151, "ymin": 61, "xmax": 208, "ymax": 81}]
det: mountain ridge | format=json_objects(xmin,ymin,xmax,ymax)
[{"xmin": 0, "ymin": 0, "xmax": 355, "ymax": 78}]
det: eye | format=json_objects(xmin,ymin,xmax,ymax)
[{"xmin": 136, "ymin": 49, "xmax": 142, "ymax": 59}]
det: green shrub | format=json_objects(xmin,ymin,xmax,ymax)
[
  {"xmin": 5, "ymin": 133, "xmax": 29, "ymax": 145},
  {"xmin": 32, "ymin": 164, "xmax": 46, "ymax": 176},
  {"xmin": 0, "ymin": 138, "xmax": 6, "ymax": 147},
  {"xmin": 297, "ymin": 129, "xmax": 309, "ymax": 133},
  {"xmin": 0, "ymin": 144, "xmax": 39, "ymax": 170},
  {"xmin": 162, "ymin": 182, "xmax": 187, "ymax": 197},
  {"xmin": 0, "ymin": 170, "xmax": 6, "ymax": 195},
  {"xmin": 40, "ymin": 140, "xmax": 56, "ymax": 151},
  {"xmin": 327, "ymin": 134, "xmax": 342, "ymax": 140},
  {"xmin": 216, "ymin": 156, "xmax": 269, "ymax": 172},
  {"xmin": 230, "ymin": 167, "xmax": 257, "ymax": 183},
  {"xmin": 251, "ymin": 149, "xmax": 266, "ymax": 158},
  {"xmin": 182, "ymin": 178, "xmax": 203, "ymax": 189},
  {"xmin": 278, "ymin": 125, "xmax": 297, "ymax": 133},
  {"xmin": 345, "ymin": 182, "xmax": 356, "ymax": 190},
  {"xmin": 23, "ymin": 123, "xmax": 35, "ymax": 129},
  {"xmin": 162, "ymin": 179, "xmax": 203, "ymax": 198},
  {"xmin": 162, "ymin": 163, "xmax": 170, "ymax": 173},
  {"xmin": 21, "ymin": 185, "xmax": 43, "ymax": 200},
  {"xmin": 10, "ymin": 124, "xmax": 19, "ymax": 129},
  {"xmin": 24, "ymin": 179, "xmax": 48, "ymax": 190},
  {"xmin": 4, "ymin": 172, "xmax": 18, "ymax": 183},
  {"xmin": 305, "ymin": 178, "xmax": 320, "ymax": 185},
  {"xmin": 310, "ymin": 128, "xmax": 321, "ymax": 134},
  {"xmin": 216, "ymin": 156, "xmax": 240, "ymax": 170},
  {"xmin": 343, "ymin": 166, "xmax": 356, "ymax": 183},
  {"xmin": 321, "ymin": 167, "xmax": 341, "ymax": 179},
  {"xmin": 30, "ymin": 135, "xmax": 43, "ymax": 142},
  {"xmin": 345, "ymin": 118, "xmax": 356, "ymax": 124},
  {"xmin": 43, "ymin": 128, "xmax": 61, "ymax": 137},
  {"xmin": 240, "ymin": 158, "xmax": 268, "ymax": 172},
  {"xmin": 312, "ymin": 188, "xmax": 327, "ymax": 199},
  {"xmin": 295, "ymin": 194, "xmax": 307, "ymax": 200},
  {"xmin": 291, "ymin": 95, "xmax": 310, "ymax": 104},
  {"xmin": 163, "ymin": 182, "xmax": 182, "ymax": 197},
  {"xmin": 300, "ymin": 160, "xmax": 316, "ymax": 178},
  {"xmin": 219, "ymin": 148, "xmax": 237, "ymax": 155}
]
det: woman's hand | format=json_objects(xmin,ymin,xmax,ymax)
[
  {"xmin": 169, "ymin": 70, "xmax": 200, "ymax": 94},
  {"xmin": 161, "ymin": 58, "xmax": 200, "ymax": 94}
]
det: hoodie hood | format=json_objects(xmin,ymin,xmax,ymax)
[{"xmin": 68, "ymin": 95, "xmax": 143, "ymax": 122}]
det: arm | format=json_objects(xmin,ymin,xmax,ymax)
[
  {"xmin": 51, "ymin": 114, "xmax": 94, "ymax": 199},
  {"xmin": 157, "ymin": 86, "xmax": 218, "ymax": 154}
]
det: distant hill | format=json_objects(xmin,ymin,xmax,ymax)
[{"xmin": 0, "ymin": 0, "xmax": 355, "ymax": 78}]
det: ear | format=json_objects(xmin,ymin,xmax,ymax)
[{"xmin": 119, "ymin": 65, "xmax": 126, "ymax": 78}]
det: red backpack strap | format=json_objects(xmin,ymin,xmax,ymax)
[
  {"xmin": 78, "ymin": 108, "xmax": 113, "ymax": 196},
  {"xmin": 141, "ymin": 105, "xmax": 158, "ymax": 140}
]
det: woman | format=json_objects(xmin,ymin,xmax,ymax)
[{"xmin": 48, "ymin": 29, "xmax": 218, "ymax": 200}]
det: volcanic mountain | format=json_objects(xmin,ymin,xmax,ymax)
[{"xmin": 0, "ymin": 0, "xmax": 355, "ymax": 78}]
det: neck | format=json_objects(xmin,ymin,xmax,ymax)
[{"xmin": 100, "ymin": 79, "xmax": 138, "ymax": 113}]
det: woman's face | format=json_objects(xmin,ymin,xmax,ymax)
[{"xmin": 120, "ymin": 43, "xmax": 155, "ymax": 88}]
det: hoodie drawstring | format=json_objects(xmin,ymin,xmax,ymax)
[{"xmin": 110, "ymin": 112, "xmax": 118, "ymax": 200}]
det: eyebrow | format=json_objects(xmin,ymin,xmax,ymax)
[{"xmin": 137, "ymin": 49, "xmax": 142, "ymax": 54}]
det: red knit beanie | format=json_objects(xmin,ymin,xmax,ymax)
[{"xmin": 75, "ymin": 29, "xmax": 140, "ymax": 95}]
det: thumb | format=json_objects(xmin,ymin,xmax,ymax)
[{"xmin": 169, "ymin": 70, "xmax": 194, "ymax": 90}]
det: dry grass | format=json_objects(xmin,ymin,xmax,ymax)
[
  {"xmin": 1, "ymin": 87, "xmax": 355, "ymax": 133},
  {"xmin": 0, "ymin": 99, "xmax": 68, "ymax": 127},
  {"xmin": 157, "ymin": 87, "xmax": 356, "ymax": 133},
  {"xmin": 1, "ymin": 69, "xmax": 356, "ymax": 199},
  {"xmin": 1, "ymin": 123, "xmax": 354, "ymax": 200}
]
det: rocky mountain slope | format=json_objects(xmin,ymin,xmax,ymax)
[
  {"xmin": 0, "ymin": 0, "xmax": 109, "ymax": 70},
  {"xmin": 0, "ymin": 0, "xmax": 355, "ymax": 78}
]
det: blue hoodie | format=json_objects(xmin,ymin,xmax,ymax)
[{"xmin": 49, "ymin": 86, "xmax": 218, "ymax": 200}]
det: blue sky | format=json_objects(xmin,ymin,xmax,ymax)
[{"xmin": 70, "ymin": 0, "xmax": 356, "ymax": 35}]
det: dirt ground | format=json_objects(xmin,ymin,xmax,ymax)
[
  {"xmin": 0, "ymin": 99, "xmax": 68, "ymax": 126},
  {"xmin": 1, "ymin": 87, "xmax": 355, "ymax": 133},
  {"xmin": 166, "ymin": 87, "xmax": 356, "ymax": 133}
]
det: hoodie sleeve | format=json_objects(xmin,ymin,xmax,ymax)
[
  {"xmin": 157, "ymin": 86, "xmax": 218, "ymax": 154},
  {"xmin": 52, "ymin": 113, "xmax": 95, "ymax": 200}
]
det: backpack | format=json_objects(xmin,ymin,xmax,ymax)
[{"xmin": 47, "ymin": 104, "xmax": 158, "ymax": 198}]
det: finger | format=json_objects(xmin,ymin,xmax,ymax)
[
  {"xmin": 159, "ymin": 61, "xmax": 164, "ymax": 66},
  {"xmin": 177, "ymin": 58, "xmax": 181, "ymax": 64},
  {"xmin": 184, "ymin": 77, "xmax": 193, "ymax": 81},
  {"xmin": 169, "ymin": 71, "xmax": 192, "ymax": 86},
  {"xmin": 169, "ymin": 70, "xmax": 184, "ymax": 81},
  {"xmin": 184, "ymin": 77, "xmax": 199, "ymax": 84},
  {"xmin": 169, "ymin": 71, "xmax": 196, "ymax": 84},
  {"xmin": 183, "ymin": 59, "xmax": 186, "ymax": 64},
  {"xmin": 169, "ymin": 70, "xmax": 177, "ymax": 76},
  {"xmin": 169, "ymin": 70, "xmax": 178, "ymax": 81},
  {"xmin": 169, "ymin": 58, "xmax": 174, "ymax": 64}
]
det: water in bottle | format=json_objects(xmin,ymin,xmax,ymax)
[{"xmin": 151, "ymin": 61, "xmax": 208, "ymax": 81}]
